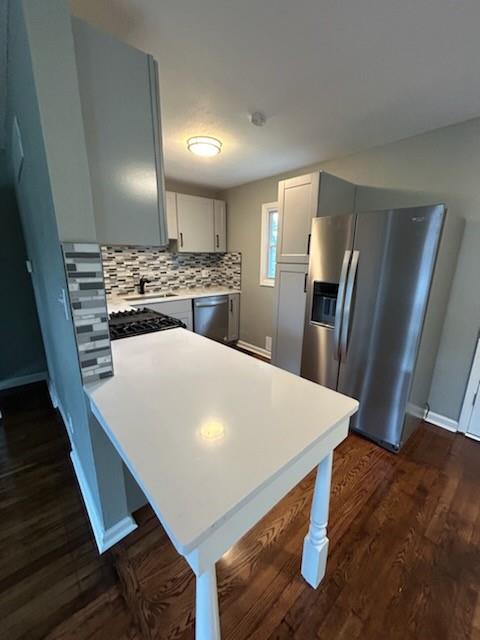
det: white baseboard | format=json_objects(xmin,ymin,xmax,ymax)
[
  {"xmin": 0, "ymin": 371, "xmax": 47, "ymax": 392},
  {"xmin": 465, "ymin": 431, "xmax": 480, "ymax": 442},
  {"xmin": 48, "ymin": 379, "xmax": 59, "ymax": 409},
  {"xmin": 426, "ymin": 411, "xmax": 458, "ymax": 433},
  {"xmin": 236, "ymin": 340, "xmax": 271, "ymax": 360},
  {"xmin": 70, "ymin": 449, "xmax": 137, "ymax": 553}
]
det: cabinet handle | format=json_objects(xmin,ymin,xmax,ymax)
[
  {"xmin": 216, "ymin": 234, "xmax": 219, "ymax": 249},
  {"xmin": 230, "ymin": 299, "xmax": 233, "ymax": 312},
  {"xmin": 304, "ymin": 272, "xmax": 308, "ymax": 293},
  {"xmin": 307, "ymin": 233, "xmax": 311, "ymax": 255},
  {"xmin": 179, "ymin": 232, "xmax": 183, "ymax": 248}
]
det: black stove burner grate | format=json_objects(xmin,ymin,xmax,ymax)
[{"xmin": 108, "ymin": 308, "xmax": 185, "ymax": 340}]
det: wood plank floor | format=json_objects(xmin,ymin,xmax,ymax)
[{"xmin": 1, "ymin": 382, "xmax": 479, "ymax": 640}]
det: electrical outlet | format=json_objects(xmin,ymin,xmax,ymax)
[{"xmin": 265, "ymin": 336, "xmax": 272, "ymax": 352}]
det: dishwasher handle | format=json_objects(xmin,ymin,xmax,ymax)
[{"xmin": 194, "ymin": 296, "xmax": 228, "ymax": 308}]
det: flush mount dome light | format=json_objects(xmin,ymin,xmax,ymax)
[{"xmin": 187, "ymin": 136, "xmax": 222, "ymax": 157}]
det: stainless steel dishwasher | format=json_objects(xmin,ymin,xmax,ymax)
[{"xmin": 193, "ymin": 295, "xmax": 229, "ymax": 343}]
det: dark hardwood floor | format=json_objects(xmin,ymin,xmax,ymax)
[{"xmin": 1, "ymin": 382, "xmax": 479, "ymax": 640}]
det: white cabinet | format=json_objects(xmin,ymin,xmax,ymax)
[
  {"xmin": 272, "ymin": 172, "xmax": 356, "ymax": 375},
  {"xmin": 277, "ymin": 173, "xmax": 320, "ymax": 264},
  {"xmin": 176, "ymin": 194, "xmax": 215, "ymax": 253},
  {"xmin": 166, "ymin": 191, "xmax": 178, "ymax": 240},
  {"xmin": 73, "ymin": 19, "xmax": 167, "ymax": 247},
  {"xmin": 272, "ymin": 263, "xmax": 308, "ymax": 375},
  {"xmin": 228, "ymin": 293, "xmax": 240, "ymax": 342},
  {"xmin": 276, "ymin": 172, "xmax": 356, "ymax": 264},
  {"xmin": 214, "ymin": 200, "xmax": 227, "ymax": 253},
  {"xmin": 174, "ymin": 194, "xmax": 227, "ymax": 253}
]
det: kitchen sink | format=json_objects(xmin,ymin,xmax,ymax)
[{"xmin": 124, "ymin": 292, "xmax": 178, "ymax": 301}]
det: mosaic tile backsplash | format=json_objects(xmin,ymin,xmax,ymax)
[
  {"xmin": 101, "ymin": 246, "xmax": 241, "ymax": 296},
  {"xmin": 62, "ymin": 243, "xmax": 114, "ymax": 384}
]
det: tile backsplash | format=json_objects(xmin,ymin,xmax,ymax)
[
  {"xmin": 101, "ymin": 246, "xmax": 241, "ymax": 296},
  {"xmin": 62, "ymin": 243, "xmax": 114, "ymax": 384}
]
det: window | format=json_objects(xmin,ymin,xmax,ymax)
[{"xmin": 260, "ymin": 202, "xmax": 279, "ymax": 287}]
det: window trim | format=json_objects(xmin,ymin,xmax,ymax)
[{"xmin": 259, "ymin": 201, "xmax": 279, "ymax": 287}]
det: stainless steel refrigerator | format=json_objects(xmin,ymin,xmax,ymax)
[{"xmin": 300, "ymin": 204, "xmax": 448, "ymax": 452}]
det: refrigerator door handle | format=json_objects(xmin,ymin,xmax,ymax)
[
  {"xmin": 333, "ymin": 250, "xmax": 352, "ymax": 361},
  {"xmin": 340, "ymin": 250, "xmax": 359, "ymax": 362}
]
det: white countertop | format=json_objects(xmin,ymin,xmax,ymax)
[
  {"xmin": 85, "ymin": 330, "xmax": 358, "ymax": 555},
  {"xmin": 107, "ymin": 286, "xmax": 241, "ymax": 313}
]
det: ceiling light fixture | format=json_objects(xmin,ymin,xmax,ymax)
[{"xmin": 187, "ymin": 136, "xmax": 222, "ymax": 157}]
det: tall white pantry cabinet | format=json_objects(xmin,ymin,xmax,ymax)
[{"xmin": 271, "ymin": 172, "xmax": 356, "ymax": 374}]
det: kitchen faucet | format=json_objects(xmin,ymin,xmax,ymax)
[{"xmin": 138, "ymin": 276, "xmax": 151, "ymax": 295}]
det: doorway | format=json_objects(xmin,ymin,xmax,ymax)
[{"xmin": 459, "ymin": 336, "xmax": 480, "ymax": 440}]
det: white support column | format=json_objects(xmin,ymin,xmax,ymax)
[
  {"xmin": 301, "ymin": 452, "xmax": 333, "ymax": 588},
  {"xmin": 195, "ymin": 565, "xmax": 221, "ymax": 640}
]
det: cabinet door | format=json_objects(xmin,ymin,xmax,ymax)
[
  {"xmin": 176, "ymin": 194, "xmax": 215, "ymax": 252},
  {"xmin": 272, "ymin": 263, "xmax": 308, "ymax": 374},
  {"xmin": 214, "ymin": 200, "xmax": 227, "ymax": 252},
  {"xmin": 166, "ymin": 191, "xmax": 178, "ymax": 239},
  {"xmin": 73, "ymin": 19, "xmax": 167, "ymax": 247},
  {"xmin": 228, "ymin": 293, "xmax": 240, "ymax": 341},
  {"xmin": 277, "ymin": 173, "xmax": 320, "ymax": 263}
]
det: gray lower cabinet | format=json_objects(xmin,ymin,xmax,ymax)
[
  {"xmin": 134, "ymin": 294, "xmax": 238, "ymax": 336},
  {"xmin": 140, "ymin": 299, "xmax": 193, "ymax": 331},
  {"xmin": 271, "ymin": 263, "xmax": 308, "ymax": 375},
  {"xmin": 73, "ymin": 18, "xmax": 167, "ymax": 247},
  {"xmin": 228, "ymin": 293, "xmax": 240, "ymax": 342}
]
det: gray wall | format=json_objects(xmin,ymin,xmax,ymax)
[
  {"xmin": 165, "ymin": 177, "xmax": 220, "ymax": 199},
  {"xmin": 6, "ymin": 0, "xmax": 128, "ymax": 530},
  {"xmin": 0, "ymin": 151, "xmax": 46, "ymax": 387},
  {"xmin": 222, "ymin": 116, "xmax": 480, "ymax": 421}
]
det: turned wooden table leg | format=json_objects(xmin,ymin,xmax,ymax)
[
  {"xmin": 196, "ymin": 565, "xmax": 221, "ymax": 640},
  {"xmin": 301, "ymin": 452, "xmax": 333, "ymax": 588}
]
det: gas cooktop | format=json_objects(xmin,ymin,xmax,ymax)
[{"xmin": 108, "ymin": 308, "xmax": 185, "ymax": 341}]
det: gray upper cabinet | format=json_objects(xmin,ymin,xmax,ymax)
[
  {"xmin": 73, "ymin": 19, "xmax": 167, "ymax": 247},
  {"xmin": 276, "ymin": 172, "xmax": 356, "ymax": 264},
  {"xmin": 176, "ymin": 194, "xmax": 227, "ymax": 253},
  {"xmin": 176, "ymin": 194, "xmax": 215, "ymax": 252},
  {"xmin": 277, "ymin": 173, "xmax": 320, "ymax": 264},
  {"xmin": 214, "ymin": 200, "xmax": 227, "ymax": 253}
]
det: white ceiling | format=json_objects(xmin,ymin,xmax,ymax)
[{"xmin": 46, "ymin": 1, "xmax": 480, "ymax": 188}]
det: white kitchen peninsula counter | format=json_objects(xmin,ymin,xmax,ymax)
[{"xmin": 85, "ymin": 329, "xmax": 358, "ymax": 639}]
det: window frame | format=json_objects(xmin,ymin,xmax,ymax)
[{"xmin": 259, "ymin": 201, "xmax": 279, "ymax": 287}]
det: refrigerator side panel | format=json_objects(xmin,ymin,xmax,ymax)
[
  {"xmin": 301, "ymin": 215, "xmax": 354, "ymax": 389},
  {"xmin": 337, "ymin": 205, "xmax": 445, "ymax": 451},
  {"xmin": 405, "ymin": 210, "xmax": 465, "ymax": 443}
]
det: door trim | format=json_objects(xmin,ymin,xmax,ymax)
[{"xmin": 458, "ymin": 336, "xmax": 480, "ymax": 434}]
